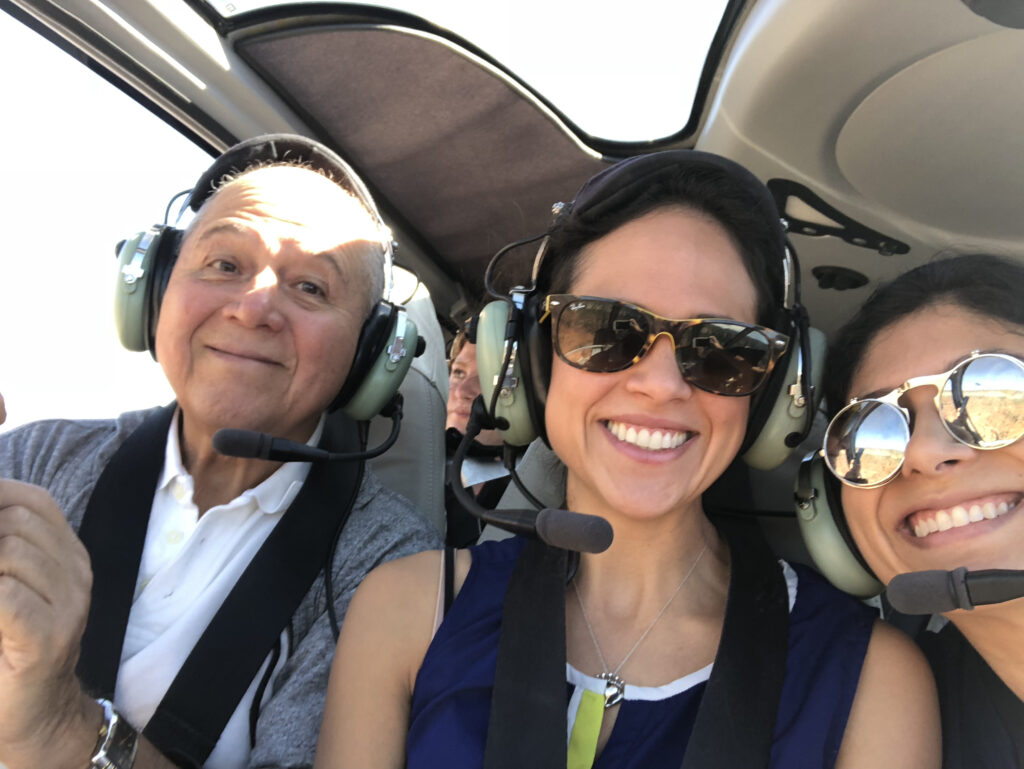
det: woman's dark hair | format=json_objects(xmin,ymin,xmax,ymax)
[
  {"xmin": 535, "ymin": 154, "xmax": 786, "ymax": 329},
  {"xmin": 824, "ymin": 254, "xmax": 1024, "ymax": 417}
]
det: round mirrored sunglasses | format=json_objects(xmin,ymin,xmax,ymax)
[{"xmin": 823, "ymin": 351, "xmax": 1024, "ymax": 488}]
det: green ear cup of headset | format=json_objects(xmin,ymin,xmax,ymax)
[
  {"xmin": 476, "ymin": 300, "xmax": 537, "ymax": 447},
  {"xmin": 113, "ymin": 229, "xmax": 160, "ymax": 353},
  {"xmin": 744, "ymin": 327, "xmax": 827, "ymax": 471},
  {"xmin": 795, "ymin": 454, "xmax": 883, "ymax": 598},
  {"xmin": 342, "ymin": 313, "xmax": 419, "ymax": 421}
]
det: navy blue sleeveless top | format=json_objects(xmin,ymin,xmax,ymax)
[{"xmin": 407, "ymin": 537, "xmax": 875, "ymax": 769}]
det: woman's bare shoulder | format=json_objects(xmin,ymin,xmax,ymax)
[{"xmin": 835, "ymin": 619, "xmax": 941, "ymax": 769}]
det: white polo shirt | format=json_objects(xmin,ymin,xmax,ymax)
[{"xmin": 114, "ymin": 411, "xmax": 323, "ymax": 769}]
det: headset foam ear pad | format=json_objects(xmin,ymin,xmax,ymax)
[
  {"xmin": 794, "ymin": 454, "xmax": 883, "ymax": 597},
  {"xmin": 113, "ymin": 226, "xmax": 176, "ymax": 353},
  {"xmin": 332, "ymin": 301, "xmax": 396, "ymax": 414},
  {"xmin": 475, "ymin": 301, "xmax": 537, "ymax": 447},
  {"xmin": 342, "ymin": 309, "xmax": 419, "ymax": 420},
  {"xmin": 743, "ymin": 327, "xmax": 827, "ymax": 470}
]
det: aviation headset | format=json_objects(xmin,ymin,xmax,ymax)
[
  {"xmin": 475, "ymin": 150, "xmax": 825, "ymax": 471},
  {"xmin": 794, "ymin": 452, "xmax": 884, "ymax": 597},
  {"xmin": 112, "ymin": 133, "xmax": 417, "ymax": 421}
]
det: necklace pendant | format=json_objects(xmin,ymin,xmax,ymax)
[{"xmin": 598, "ymin": 672, "xmax": 625, "ymax": 709}]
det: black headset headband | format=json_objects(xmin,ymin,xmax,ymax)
[
  {"xmin": 188, "ymin": 134, "xmax": 381, "ymax": 222},
  {"xmin": 537, "ymin": 150, "xmax": 790, "ymax": 319}
]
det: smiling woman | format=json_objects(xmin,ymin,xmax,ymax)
[
  {"xmin": 815, "ymin": 253, "xmax": 1024, "ymax": 768},
  {"xmin": 313, "ymin": 150, "xmax": 941, "ymax": 769}
]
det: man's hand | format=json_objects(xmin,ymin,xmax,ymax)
[{"xmin": 0, "ymin": 479, "xmax": 99, "ymax": 769}]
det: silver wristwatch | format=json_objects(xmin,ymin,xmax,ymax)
[{"xmin": 89, "ymin": 698, "xmax": 139, "ymax": 769}]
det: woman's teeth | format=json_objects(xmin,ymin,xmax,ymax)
[
  {"xmin": 910, "ymin": 499, "xmax": 1016, "ymax": 538},
  {"xmin": 606, "ymin": 420, "xmax": 690, "ymax": 450}
]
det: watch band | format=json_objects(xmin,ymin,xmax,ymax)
[{"xmin": 90, "ymin": 698, "xmax": 140, "ymax": 769}]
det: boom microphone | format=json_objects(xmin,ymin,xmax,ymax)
[
  {"xmin": 213, "ymin": 396, "xmax": 403, "ymax": 463},
  {"xmin": 886, "ymin": 567, "xmax": 1024, "ymax": 614},
  {"xmin": 449, "ymin": 397, "xmax": 613, "ymax": 554}
]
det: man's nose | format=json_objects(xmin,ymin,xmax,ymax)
[{"xmin": 226, "ymin": 266, "xmax": 285, "ymax": 329}]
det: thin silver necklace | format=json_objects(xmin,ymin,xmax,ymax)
[{"xmin": 572, "ymin": 544, "xmax": 707, "ymax": 709}]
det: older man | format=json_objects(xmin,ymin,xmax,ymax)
[{"xmin": 0, "ymin": 136, "xmax": 439, "ymax": 769}]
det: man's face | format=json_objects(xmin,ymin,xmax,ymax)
[{"xmin": 155, "ymin": 165, "xmax": 380, "ymax": 446}]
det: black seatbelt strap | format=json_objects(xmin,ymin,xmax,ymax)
[
  {"xmin": 145, "ymin": 413, "xmax": 364, "ymax": 766},
  {"xmin": 483, "ymin": 539, "xmax": 568, "ymax": 769},
  {"xmin": 443, "ymin": 546, "xmax": 456, "ymax": 615},
  {"xmin": 77, "ymin": 404, "xmax": 176, "ymax": 696},
  {"xmin": 680, "ymin": 516, "xmax": 789, "ymax": 769},
  {"xmin": 481, "ymin": 516, "xmax": 788, "ymax": 769},
  {"xmin": 76, "ymin": 407, "xmax": 364, "ymax": 767}
]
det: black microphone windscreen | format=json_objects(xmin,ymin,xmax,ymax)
[
  {"xmin": 535, "ymin": 508, "xmax": 613, "ymax": 554},
  {"xmin": 886, "ymin": 570, "xmax": 961, "ymax": 614},
  {"xmin": 212, "ymin": 428, "xmax": 266, "ymax": 459}
]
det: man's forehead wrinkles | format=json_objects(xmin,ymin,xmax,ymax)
[
  {"xmin": 194, "ymin": 221, "xmax": 354, "ymax": 273},
  {"xmin": 195, "ymin": 220, "xmax": 252, "ymax": 241}
]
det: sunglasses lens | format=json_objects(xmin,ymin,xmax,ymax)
[
  {"xmin": 825, "ymin": 401, "xmax": 910, "ymax": 486},
  {"xmin": 940, "ymin": 356, "xmax": 1024, "ymax": 448},
  {"xmin": 553, "ymin": 299, "xmax": 648, "ymax": 372},
  {"xmin": 676, "ymin": 323, "xmax": 776, "ymax": 395}
]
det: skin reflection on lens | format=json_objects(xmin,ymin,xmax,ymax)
[{"xmin": 827, "ymin": 402, "xmax": 908, "ymax": 485}]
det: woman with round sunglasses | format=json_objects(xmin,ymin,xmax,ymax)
[
  {"xmin": 313, "ymin": 152, "xmax": 938, "ymax": 769},
  {"xmin": 817, "ymin": 254, "xmax": 1024, "ymax": 768}
]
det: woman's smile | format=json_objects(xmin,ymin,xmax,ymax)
[
  {"xmin": 842, "ymin": 303, "xmax": 1024, "ymax": 578},
  {"xmin": 545, "ymin": 206, "xmax": 756, "ymax": 522},
  {"xmin": 904, "ymin": 493, "xmax": 1021, "ymax": 540},
  {"xmin": 603, "ymin": 418, "xmax": 693, "ymax": 452}
]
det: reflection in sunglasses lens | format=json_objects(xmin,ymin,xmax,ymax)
[
  {"xmin": 556, "ymin": 300, "xmax": 647, "ymax": 370},
  {"xmin": 826, "ymin": 401, "xmax": 909, "ymax": 485},
  {"xmin": 941, "ymin": 356, "xmax": 1024, "ymax": 447},
  {"xmin": 551, "ymin": 297, "xmax": 779, "ymax": 396},
  {"xmin": 679, "ymin": 324, "xmax": 772, "ymax": 394}
]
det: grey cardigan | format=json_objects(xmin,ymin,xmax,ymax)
[{"xmin": 0, "ymin": 407, "xmax": 441, "ymax": 768}]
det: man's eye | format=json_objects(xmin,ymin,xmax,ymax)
[
  {"xmin": 212, "ymin": 259, "xmax": 238, "ymax": 273},
  {"xmin": 298, "ymin": 281, "xmax": 325, "ymax": 297}
]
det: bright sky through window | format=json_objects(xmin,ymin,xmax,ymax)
[{"xmin": 202, "ymin": 0, "xmax": 730, "ymax": 142}]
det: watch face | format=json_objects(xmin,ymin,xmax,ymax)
[{"xmin": 91, "ymin": 701, "xmax": 139, "ymax": 769}]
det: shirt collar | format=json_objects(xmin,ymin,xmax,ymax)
[{"xmin": 159, "ymin": 410, "xmax": 326, "ymax": 515}]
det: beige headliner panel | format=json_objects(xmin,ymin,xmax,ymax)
[
  {"xmin": 697, "ymin": 0, "xmax": 1023, "ymax": 336},
  {"xmin": 239, "ymin": 24, "xmax": 608, "ymax": 298},
  {"xmin": 836, "ymin": 29, "xmax": 1024, "ymax": 241}
]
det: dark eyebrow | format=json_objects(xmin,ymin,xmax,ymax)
[{"xmin": 857, "ymin": 348, "xmax": 1016, "ymax": 400}]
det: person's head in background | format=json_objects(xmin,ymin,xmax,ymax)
[
  {"xmin": 824, "ymin": 253, "xmax": 1024, "ymax": 588},
  {"xmin": 446, "ymin": 330, "xmax": 503, "ymax": 446}
]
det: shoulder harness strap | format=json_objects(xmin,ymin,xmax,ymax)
[{"xmin": 76, "ymin": 407, "xmax": 365, "ymax": 767}]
